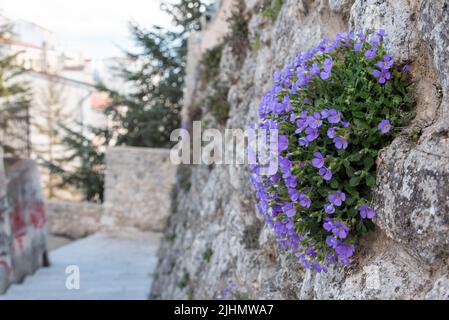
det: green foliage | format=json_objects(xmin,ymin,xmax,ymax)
[
  {"xmin": 186, "ymin": 288, "xmax": 194, "ymax": 300},
  {"xmin": 252, "ymin": 31, "xmax": 415, "ymax": 269},
  {"xmin": 45, "ymin": 124, "xmax": 110, "ymax": 202},
  {"xmin": 408, "ymin": 126, "xmax": 422, "ymax": 143},
  {"xmin": 241, "ymin": 223, "xmax": 262, "ymax": 249},
  {"xmin": 205, "ymin": 85, "xmax": 230, "ymax": 124},
  {"xmin": 203, "ymin": 247, "xmax": 213, "ymax": 263},
  {"xmin": 161, "ymin": 0, "xmax": 206, "ymax": 35},
  {"xmin": 178, "ymin": 271, "xmax": 190, "ymax": 289},
  {"xmin": 0, "ymin": 26, "xmax": 32, "ymax": 157},
  {"xmin": 178, "ymin": 165, "xmax": 192, "ymax": 192},
  {"xmin": 251, "ymin": 34, "xmax": 261, "ymax": 52},
  {"xmin": 200, "ymin": 44, "xmax": 223, "ymax": 83},
  {"xmin": 98, "ymin": 24, "xmax": 184, "ymax": 148},
  {"xmin": 262, "ymin": 0, "xmax": 283, "ymax": 22},
  {"xmin": 52, "ymin": 1, "xmax": 205, "ymax": 200},
  {"xmin": 225, "ymin": 0, "xmax": 249, "ymax": 64}
]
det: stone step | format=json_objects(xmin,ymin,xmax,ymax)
[{"xmin": 0, "ymin": 230, "xmax": 161, "ymax": 300}]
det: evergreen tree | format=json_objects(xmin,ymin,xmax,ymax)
[
  {"xmin": 0, "ymin": 26, "xmax": 32, "ymax": 157},
  {"xmin": 46, "ymin": 124, "xmax": 111, "ymax": 202},
  {"xmin": 50, "ymin": 0, "xmax": 206, "ymax": 201},
  {"xmin": 98, "ymin": 0, "xmax": 206, "ymax": 148}
]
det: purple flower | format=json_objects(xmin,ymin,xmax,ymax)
[
  {"xmin": 378, "ymin": 119, "xmax": 391, "ymax": 134},
  {"xmin": 333, "ymin": 136, "xmax": 348, "ymax": 149},
  {"xmin": 306, "ymin": 247, "xmax": 317, "ymax": 258},
  {"xmin": 299, "ymin": 193, "xmax": 311, "ymax": 208},
  {"xmin": 323, "ymin": 58, "xmax": 333, "ymax": 72},
  {"xmin": 305, "ymin": 127, "xmax": 319, "ymax": 142},
  {"xmin": 335, "ymin": 242, "xmax": 355, "ymax": 258},
  {"xmin": 279, "ymin": 157, "xmax": 292, "ymax": 174},
  {"xmin": 311, "ymin": 152, "xmax": 324, "ymax": 168},
  {"xmin": 402, "ymin": 64, "xmax": 410, "ymax": 73},
  {"xmin": 282, "ymin": 202, "xmax": 296, "ymax": 218},
  {"xmin": 319, "ymin": 167, "xmax": 333, "ymax": 181},
  {"xmin": 328, "ymin": 191, "xmax": 346, "ymax": 206},
  {"xmin": 332, "ymin": 221, "xmax": 349, "ymax": 239},
  {"xmin": 320, "ymin": 58, "xmax": 333, "ymax": 80},
  {"xmin": 324, "ymin": 203, "xmax": 335, "ymax": 214},
  {"xmin": 284, "ymin": 175, "xmax": 297, "ymax": 188},
  {"xmin": 298, "ymin": 137, "xmax": 308, "ymax": 147},
  {"xmin": 373, "ymin": 68, "xmax": 391, "ymax": 84},
  {"xmin": 359, "ymin": 204, "xmax": 376, "ymax": 219},
  {"xmin": 327, "ymin": 109, "xmax": 341, "ymax": 124},
  {"xmin": 278, "ymin": 135, "xmax": 289, "ymax": 151},
  {"xmin": 323, "ymin": 218, "xmax": 333, "ymax": 232},
  {"xmin": 326, "ymin": 235, "xmax": 338, "ymax": 247},
  {"xmin": 327, "ymin": 127, "xmax": 337, "ymax": 139},
  {"xmin": 354, "ymin": 42, "xmax": 362, "ymax": 51},
  {"xmin": 288, "ymin": 188, "xmax": 300, "ymax": 201},
  {"xmin": 364, "ymin": 47, "xmax": 377, "ymax": 59},
  {"xmin": 306, "ymin": 112, "xmax": 322, "ymax": 128},
  {"xmin": 310, "ymin": 63, "xmax": 321, "ymax": 75},
  {"xmin": 320, "ymin": 109, "xmax": 329, "ymax": 118},
  {"xmin": 375, "ymin": 56, "xmax": 393, "ymax": 71}
]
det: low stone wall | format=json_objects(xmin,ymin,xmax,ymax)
[
  {"xmin": 45, "ymin": 200, "xmax": 102, "ymax": 239},
  {"xmin": 102, "ymin": 146, "xmax": 177, "ymax": 232},
  {"xmin": 0, "ymin": 156, "xmax": 48, "ymax": 294}
]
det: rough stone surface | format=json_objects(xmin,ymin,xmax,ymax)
[
  {"xmin": 102, "ymin": 146, "xmax": 177, "ymax": 232},
  {"xmin": 45, "ymin": 200, "xmax": 102, "ymax": 239},
  {"xmin": 0, "ymin": 157, "xmax": 48, "ymax": 294},
  {"xmin": 151, "ymin": 0, "xmax": 449, "ymax": 299},
  {"xmin": 426, "ymin": 275, "xmax": 449, "ymax": 300}
]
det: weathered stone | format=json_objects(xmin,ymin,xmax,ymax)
[
  {"xmin": 102, "ymin": 147, "xmax": 177, "ymax": 232},
  {"xmin": 45, "ymin": 200, "xmax": 102, "ymax": 239},
  {"xmin": 426, "ymin": 275, "xmax": 449, "ymax": 300},
  {"xmin": 151, "ymin": 0, "xmax": 449, "ymax": 300},
  {"xmin": 0, "ymin": 157, "xmax": 48, "ymax": 294}
]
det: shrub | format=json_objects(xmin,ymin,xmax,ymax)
[
  {"xmin": 252, "ymin": 34, "xmax": 261, "ymax": 52},
  {"xmin": 178, "ymin": 271, "xmax": 190, "ymax": 289},
  {"xmin": 262, "ymin": 0, "xmax": 283, "ymax": 22},
  {"xmin": 249, "ymin": 30, "xmax": 414, "ymax": 272},
  {"xmin": 225, "ymin": 0, "xmax": 249, "ymax": 64},
  {"xmin": 203, "ymin": 247, "xmax": 214, "ymax": 263},
  {"xmin": 200, "ymin": 45, "xmax": 223, "ymax": 84},
  {"xmin": 206, "ymin": 85, "xmax": 230, "ymax": 124}
]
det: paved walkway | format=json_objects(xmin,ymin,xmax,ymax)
[{"xmin": 0, "ymin": 230, "xmax": 161, "ymax": 300}]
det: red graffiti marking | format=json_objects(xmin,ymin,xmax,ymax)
[
  {"xmin": 0, "ymin": 259, "xmax": 11, "ymax": 274},
  {"xmin": 11, "ymin": 203, "xmax": 26, "ymax": 238},
  {"xmin": 30, "ymin": 201, "xmax": 46, "ymax": 229},
  {"xmin": 9, "ymin": 200, "xmax": 47, "ymax": 253}
]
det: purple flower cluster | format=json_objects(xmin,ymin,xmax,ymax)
[{"xmin": 249, "ymin": 31, "xmax": 386, "ymax": 272}]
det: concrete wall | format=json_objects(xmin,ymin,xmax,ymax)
[
  {"xmin": 102, "ymin": 147, "xmax": 177, "ymax": 232},
  {"xmin": 0, "ymin": 154, "xmax": 48, "ymax": 294},
  {"xmin": 45, "ymin": 200, "xmax": 102, "ymax": 239}
]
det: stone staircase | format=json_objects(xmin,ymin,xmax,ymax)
[{"xmin": 0, "ymin": 230, "xmax": 161, "ymax": 300}]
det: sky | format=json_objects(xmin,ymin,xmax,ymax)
[{"xmin": 0, "ymin": 0, "xmax": 173, "ymax": 59}]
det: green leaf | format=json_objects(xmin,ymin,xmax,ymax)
[
  {"xmin": 366, "ymin": 174, "xmax": 376, "ymax": 187},
  {"xmin": 349, "ymin": 176, "xmax": 361, "ymax": 186}
]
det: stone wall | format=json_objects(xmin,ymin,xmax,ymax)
[
  {"xmin": 151, "ymin": 0, "xmax": 449, "ymax": 299},
  {"xmin": 102, "ymin": 146, "xmax": 177, "ymax": 232},
  {"xmin": 0, "ymin": 154, "xmax": 48, "ymax": 294},
  {"xmin": 45, "ymin": 200, "xmax": 102, "ymax": 239}
]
